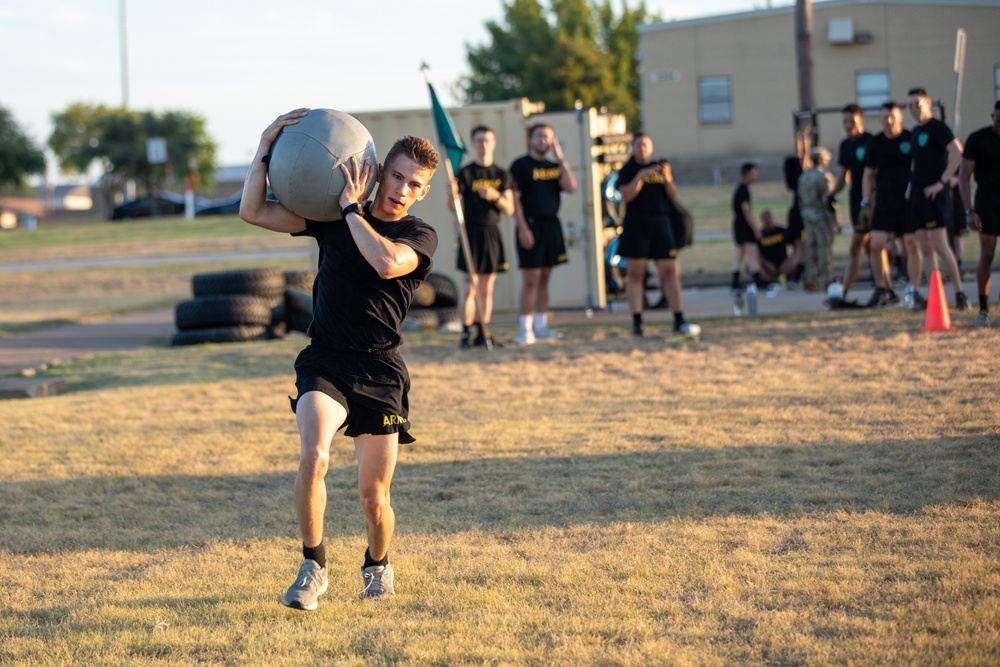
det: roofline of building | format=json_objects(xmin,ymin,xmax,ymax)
[{"xmin": 638, "ymin": 0, "xmax": 999, "ymax": 34}]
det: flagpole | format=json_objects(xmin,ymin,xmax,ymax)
[
  {"xmin": 445, "ymin": 159, "xmax": 493, "ymax": 350},
  {"xmin": 423, "ymin": 66, "xmax": 493, "ymax": 350}
]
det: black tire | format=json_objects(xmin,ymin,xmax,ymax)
[
  {"xmin": 434, "ymin": 307, "xmax": 461, "ymax": 329},
  {"xmin": 425, "ymin": 272, "xmax": 458, "ymax": 308},
  {"xmin": 287, "ymin": 310, "xmax": 313, "ymax": 334},
  {"xmin": 284, "ymin": 270, "xmax": 316, "ymax": 292},
  {"xmin": 192, "ymin": 268, "xmax": 285, "ymax": 299},
  {"xmin": 413, "ymin": 280, "xmax": 436, "ymax": 308},
  {"xmin": 403, "ymin": 309, "xmax": 438, "ymax": 332},
  {"xmin": 170, "ymin": 325, "xmax": 270, "ymax": 346},
  {"xmin": 175, "ymin": 295, "xmax": 275, "ymax": 330}
]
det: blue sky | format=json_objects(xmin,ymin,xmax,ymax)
[{"xmin": 1, "ymin": 0, "xmax": 789, "ymax": 171}]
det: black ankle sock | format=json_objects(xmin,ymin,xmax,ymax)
[
  {"xmin": 363, "ymin": 548, "xmax": 388, "ymax": 568},
  {"xmin": 981, "ymin": 295, "xmax": 989, "ymax": 312},
  {"xmin": 752, "ymin": 272, "xmax": 762, "ymax": 287},
  {"xmin": 304, "ymin": 541, "xmax": 326, "ymax": 569},
  {"xmin": 731, "ymin": 271, "xmax": 741, "ymax": 290},
  {"xmin": 632, "ymin": 313, "xmax": 642, "ymax": 329},
  {"xmin": 673, "ymin": 312, "xmax": 685, "ymax": 329}
]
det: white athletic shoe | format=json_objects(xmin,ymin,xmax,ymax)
[
  {"xmin": 514, "ymin": 330, "xmax": 536, "ymax": 345},
  {"xmin": 673, "ymin": 322, "xmax": 701, "ymax": 337},
  {"xmin": 360, "ymin": 563, "xmax": 395, "ymax": 600},
  {"xmin": 534, "ymin": 326, "xmax": 563, "ymax": 341}
]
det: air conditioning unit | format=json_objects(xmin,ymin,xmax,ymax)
[{"xmin": 828, "ymin": 17, "xmax": 854, "ymax": 45}]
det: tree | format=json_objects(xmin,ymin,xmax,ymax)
[
  {"xmin": 0, "ymin": 105, "xmax": 46, "ymax": 191},
  {"xmin": 48, "ymin": 103, "xmax": 217, "ymax": 204},
  {"xmin": 463, "ymin": 0, "xmax": 651, "ymax": 128}
]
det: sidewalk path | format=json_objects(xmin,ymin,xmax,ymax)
[{"xmin": 0, "ymin": 308, "xmax": 176, "ymax": 375}]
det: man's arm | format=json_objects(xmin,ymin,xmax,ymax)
[
  {"xmin": 861, "ymin": 166, "xmax": 875, "ymax": 203},
  {"xmin": 958, "ymin": 157, "xmax": 981, "ymax": 232},
  {"xmin": 512, "ymin": 188, "xmax": 534, "ymax": 250},
  {"xmin": 551, "ymin": 139, "xmax": 578, "ymax": 193},
  {"xmin": 495, "ymin": 188, "xmax": 515, "ymax": 216},
  {"xmin": 239, "ymin": 109, "xmax": 309, "ymax": 234},
  {"xmin": 830, "ymin": 166, "xmax": 849, "ymax": 198},
  {"xmin": 339, "ymin": 158, "xmax": 420, "ymax": 280}
]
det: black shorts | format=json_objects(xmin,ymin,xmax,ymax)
[
  {"xmin": 618, "ymin": 214, "xmax": 678, "ymax": 260},
  {"xmin": 733, "ymin": 220, "xmax": 756, "ymax": 246},
  {"xmin": 909, "ymin": 188, "xmax": 950, "ymax": 232},
  {"xmin": 517, "ymin": 217, "xmax": 568, "ymax": 269},
  {"xmin": 458, "ymin": 223, "xmax": 508, "ymax": 274},
  {"xmin": 872, "ymin": 194, "xmax": 908, "ymax": 235},
  {"xmin": 787, "ymin": 206, "xmax": 804, "ymax": 241},
  {"xmin": 976, "ymin": 189, "xmax": 1000, "ymax": 236},
  {"xmin": 291, "ymin": 344, "xmax": 415, "ymax": 444}
]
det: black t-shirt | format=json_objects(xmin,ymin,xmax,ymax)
[
  {"xmin": 732, "ymin": 182, "xmax": 751, "ymax": 226},
  {"xmin": 292, "ymin": 208, "xmax": 438, "ymax": 352},
  {"xmin": 864, "ymin": 130, "xmax": 913, "ymax": 192},
  {"xmin": 910, "ymin": 118, "xmax": 955, "ymax": 188},
  {"xmin": 456, "ymin": 162, "xmax": 513, "ymax": 227},
  {"xmin": 963, "ymin": 126, "xmax": 1000, "ymax": 192},
  {"xmin": 617, "ymin": 157, "xmax": 674, "ymax": 221},
  {"xmin": 838, "ymin": 132, "xmax": 874, "ymax": 204},
  {"xmin": 757, "ymin": 225, "xmax": 790, "ymax": 265},
  {"xmin": 510, "ymin": 155, "xmax": 564, "ymax": 220}
]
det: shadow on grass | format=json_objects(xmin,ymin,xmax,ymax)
[{"xmin": 2, "ymin": 435, "xmax": 996, "ymax": 554}]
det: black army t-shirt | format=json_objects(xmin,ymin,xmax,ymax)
[
  {"xmin": 617, "ymin": 157, "xmax": 674, "ymax": 221},
  {"xmin": 910, "ymin": 118, "xmax": 955, "ymax": 189},
  {"xmin": 963, "ymin": 126, "xmax": 1000, "ymax": 192},
  {"xmin": 456, "ymin": 162, "xmax": 513, "ymax": 227},
  {"xmin": 757, "ymin": 225, "xmax": 791, "ymax": 265},
  {"xmin": 838, "ymin": 132, "xmax": 874, "ymax": 204},
  {"xmin": 732, "ymin": 183, "xmax": 751, "ymax": 226},
  {"xmin": 292, "ymin": 207, "xmax": 438, "ymax": 353},
  {"xmin": 510, "ymin": 155, "xmax": 564, "ymax": 220},
  {"xmin": 865, "ymin": 130, "xmax": 913, "ymax": 192}
]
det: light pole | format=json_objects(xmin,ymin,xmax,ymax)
[{"xmin": 119, "ymin": 0, "xmax": 129, "ymax": 109}]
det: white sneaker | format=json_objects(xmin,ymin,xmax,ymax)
[
  {"xmin": 673, "ymin": 322, "xmax": 701, "ymax": 337},
  {"xmin": 514, "ymin": 330, "xmax": 536, "ymax": 345},
  {"xmin": 534, "ymin": 326, "xmax": 563, "ymax": 341}
]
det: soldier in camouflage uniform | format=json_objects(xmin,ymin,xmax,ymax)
[{"xmin": 798, "ymin": 147, "xmax": 839, "ymax": 290}]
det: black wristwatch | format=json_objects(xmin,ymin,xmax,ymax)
[{"xmin": 341, "ymin": 202, "xmax": 363, "ymax": 218}]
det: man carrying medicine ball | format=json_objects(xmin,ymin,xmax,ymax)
[{"xmin": 240, "ymin": 108, "xmax": 439, "ymax": 610}]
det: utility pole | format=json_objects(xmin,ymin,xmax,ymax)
[
  {"xmin": 794, "ymin": 0, "xmax": 815, "ymax": 114},
  {"xmin": 119, "ymin": 0, "xmax": 129, "ymax": 108}
]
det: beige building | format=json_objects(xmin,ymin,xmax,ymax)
[{"xmin": 638, "ymin": 0, "xmax": 1000, "ymax": 170}]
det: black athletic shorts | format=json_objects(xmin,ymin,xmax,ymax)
[
  {"xmin": 909, "ymin": 188, "xmax": 950, "ymax": 232},
  {"xmin": 618, "ymin": 214, "xmax": 678, "ymax": 259},
  {"xmin": 872, "ymin": 194, "xmax": 908, "ymax": 235},
  {"xmin": 291, "ymin": 343, "xmax": 415, "ymax": 444},
  {"xmin": 517, "ymin": 216, "xmax": 568, "ymax": 269},
  {"xmin": 787, "ymin": 205, "xmax": 804, "ymax": 241},
  {"xmin": 458, "ymin": 223, "xmax": 508, "ymax": 274},
  {"xmin": 733, "ymin": 219, "xmax": 756, "ymax": 246},
  {"xmin": 977, "ymin": 189, "xmax": 1000, "ymax": 237}
]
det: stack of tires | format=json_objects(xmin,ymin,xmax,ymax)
[
  {"xmin": 404, "ymin": 272, "xmax": 462, "ymax": 332},
  {"xmin": 171, "ymin": 268, "xmax": 291, "ymax": 346}
]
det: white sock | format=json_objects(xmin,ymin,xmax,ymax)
[
  {"xmin": 535, "ymin": 313, "xmax": 548, "ymax": 331},
  {"xmin": 519, "ymin": 314, "xmax": 533, "ymax": 333}
]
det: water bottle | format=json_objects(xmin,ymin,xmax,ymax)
[
  {"xmin": 746, "ymin": 282, "xmax": 758, "ymax": 315},
  {"xmin": 903, "ymin": 283, "xmax": 914, "ymax": 309}
]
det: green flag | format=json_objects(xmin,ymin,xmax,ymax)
[{"xmin": 427, "ymin": 82, "xmax": 466, "ymax": 174}]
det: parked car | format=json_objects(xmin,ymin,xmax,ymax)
[
  {"xmin": 195, "ymin": 188, "xmax": 278, "ymax": 217},
  {"xmin": 111, "ymin": 192, "xmax": 186, "ymax": 220},
  {"xmin": 196, "ymin": 190, "xmax": 243, "ymax": 216}
]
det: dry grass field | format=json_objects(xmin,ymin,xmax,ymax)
[
  {"xmin": 2, "ymin": 309, "xmax": 998, "ymax": 664},
  {"xmin": 1, "ymin": 203, "xmax": 997, "ymax": 665}
]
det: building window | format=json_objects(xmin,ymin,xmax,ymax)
[
  {"xmin": 856, "ymin": 70, "xmax": 890, "ymax": 110},
  {"xmin": 698, "ymin": 77, "xmax": 732, "ymax": 124}
]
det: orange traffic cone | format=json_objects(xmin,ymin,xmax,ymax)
[{"xmin": 920, "ymin": 270, "xmax": 955, "ymax": 333}]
